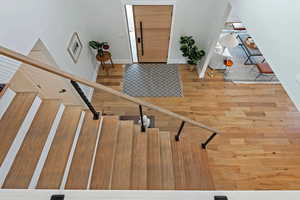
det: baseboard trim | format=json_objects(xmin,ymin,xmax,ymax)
[
  {"xmin": 167, "ymin": 59, "xmax": 187, "ymax": 64},
  {"xmin": 112, "ymin": 59, "xmax": 132, "ymax": 64}
]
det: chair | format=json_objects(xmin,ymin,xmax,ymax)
[{"xmin": 255, "ymin": 62, "xmax": 275, "ymax": 80}]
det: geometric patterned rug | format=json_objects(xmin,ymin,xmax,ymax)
[{"xmin": 123, "ymin": 64, "xmax": 183, "ymax": 97}]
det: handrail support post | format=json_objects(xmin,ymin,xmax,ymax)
[
  {"xmin": 70, "ymin": 80, "xmax": 100, "ymax": 120},
  {"xmin": 201, "ymin": 132, "xmax": 217, "ymax": 149},
  {"xmin": 139, "ymin": 105, "xmax": 146, "ymax": 132},
  {"xmin": 175, "ymin": 121, "xmax": 185, "ymax": 141}
]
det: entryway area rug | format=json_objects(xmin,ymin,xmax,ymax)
[{"xmin": 123, "ymin": 64, "xmax": 183, "ymax": 97}]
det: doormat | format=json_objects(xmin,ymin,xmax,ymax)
[{"xmin": 123, "ymin": 64, "xmax": 183, "ymax": 97}]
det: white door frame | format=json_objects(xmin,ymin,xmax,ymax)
[{"xmin": 121, "ymin": 0, "xmax": 177, "ymax": 63}]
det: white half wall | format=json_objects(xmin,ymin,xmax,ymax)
[
  {"xmin": 0, "ymin": 0, "xmax": 98, "ymax": 96},
  {"xmin": 229, "ymin": 0, "xmax": 300, "ymax": 111},
  {"xmin": 0, "ymin": 190, "xmax": 299, "ymax": 200}
]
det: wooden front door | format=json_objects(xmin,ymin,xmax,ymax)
[{"xmin": 133, "ymin": 5, "xmax": 173, "ymax": 63}]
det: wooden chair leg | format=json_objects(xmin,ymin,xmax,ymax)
[
  {"xmin": 110, "ymin": 56, "xmax": 115, "ymax": 68},
  {"xmin": 101, "ymin": 61, "xmax": 105, "ymax": 70}
]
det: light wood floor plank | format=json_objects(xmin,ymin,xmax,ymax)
[
  {"xmin": 111, "ymin": 121, "xmax": 134, "ymax": 189},
  {"xmin": 171, "ymin": 139, "xmax": 186, "ymax": 190},
  {"xmin": 147, "ymin": 128, "xmax": 162, "ymax": 189},
  {"xmin": 93, "ymin": 64, "xmax": 300, "ymax": 189},
  {"xmin": 0, "ymin": 92, "xmax": 36, "ymax": 165},
  {"xmin": 160, "ymin": 131, "xmax": 175, "ymax": 190},
  {"xmin": 65, "ymin": 112, "xmax": 101, "ymax": 190},
  {"xmin": 90, "ymin": 116, "xmax": 119, "ymax": 190},
  {"xmin": 131, "ymin": 128, "xmax": 147, "ymax": 190},
  {"xmin": 2, "ymin": 100, "xmax": 60, "ymax": 189},
  {"xmin": 36, "ymin": 106, "xmax": 82, "ymax": 189}
]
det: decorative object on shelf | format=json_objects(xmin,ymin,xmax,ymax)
[
  {"xmin": 245, "ymin": 36, "xmax": 257, "ymax": 49},
  {"xmin": 224, "ymin": 59, "xmax": 234, "ymax": 67},
  {"xmin": 67, "ymin": 32, "xmax": 83, "ymax": 63},
  {"xmin": 89, "ymin": 41, "xmax": 114, "ymax": 76},
  {"xmin": 89, "ymin": 41, "xmax": 110, "ymax": 57},
  {"xmin": 180, "ymin": 36, "xmax": 205, "ymax": 72}
]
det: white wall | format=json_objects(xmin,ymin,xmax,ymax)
[
  {"xmin": 199, "ymin": 0, "xmax": 231, "ymax": 77},
  {"xmin": 229, "ymin": 0, "xmax": 300, "ymax": 111},
  {"xmin": 227, "ymin": 7, "xmax": 240, "ymax": 22},
  {"xmin": 168, "ymin": 0, "xmax": 229, "ymax": 66},
  {"xmin": 0, "ymin": 0, "xmax": 98, "ymax": 96},
  {"xmin": 79, "ymin": 0, "xmax": 230, "ymax": 68}
]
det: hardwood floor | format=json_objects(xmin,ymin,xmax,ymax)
[{"xmin": 93, "ymin": 64, "xmax": 300, "ymax": 190}]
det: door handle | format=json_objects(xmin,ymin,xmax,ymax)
[
  {"xmin": 137, "ymin": 37, "xmax": 141, "ymax": 43},
  {"xmin": 140, "ymin": 21, "xmax": 144, "ymax": 56}
]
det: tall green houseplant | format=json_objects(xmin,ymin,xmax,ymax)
[{"xmin": 180, "ymin": 36, "xmax": 205, "ymax": 71}]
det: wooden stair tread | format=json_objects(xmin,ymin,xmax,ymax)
[
  {"xmin": 0, "ymin": 92, "xmax": 36, "ymax": 165},
  {"xmin": 160, "ymin": 131, "xmax": 175, "ymax": 190},
  {"xmin": 90, "ymin": 116, "xmax": 119, "ymax": 189},
  {"xmin": 147, "ymin": 128, "xmax": 162, "ymax": 190},
  {"xmin": 131, "ymin": 131, "xmax": 147, "ymax": 190},
  {"xmin": 2, "ymin": 100, "xmax": 61, "ymax": 189},
  {"xmin": 172, "ymin": 140, "xmax": 215, "ymax": 190},
  {"xmin": 36, "ymin": 106, "xmax": 82, "ymax": 189},
  {"xmin": 111, "ymin": 121, "xmax": 134, "ymax": 189},
  {"xmin": 171, "ymin": 139, "xmax": 186, "ymax": 190},
  {"xmin": 65, "ymin": 113, "xmax": 101, "ymax": 190}
]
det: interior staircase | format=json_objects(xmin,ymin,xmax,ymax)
[{"xmin": 0, "ymin": 89, "xmax": 215, "ymax": 190}]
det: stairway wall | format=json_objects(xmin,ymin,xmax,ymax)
[
  {"xmin": 0, "ymin": 56, "xmax": 20, "ymax": 84},
  {"xmin": 0, "ymin": 0, "xmax": 99, "ymax": 98}
]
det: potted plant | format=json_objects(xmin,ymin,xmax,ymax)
[
  {"xmin": 180, "ymin": 36, "xmax": 205, "ymax": 71},
  {"xmin": 89, "ymin": 41, "xmax": 110, "ymax": 59}
]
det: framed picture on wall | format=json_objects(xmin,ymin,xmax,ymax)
[{"xmin": 67, "ymin": 32, "xmax": 83, "ymax": 63}]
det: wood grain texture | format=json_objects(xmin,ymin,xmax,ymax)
[
  {"xmin": 131, "ymin": 127, "xmax": 147, "ymax": 190},
  {"xmin": 0, "ymin": 46, "xmax": 217, "ymax": 133},
  {"xmin": 65, "ymin": 112, "xmax": 101, "ymax": 190},
  {"xmin": 111, "ymin": 121, "xmax": 134, "ymax": 189},
  {"xmin": 90, "ymin": 116, "xmax": 119, "ymax": 190},
  {"xmin": 147, "ymin": 128, "xmax": 162, "ymax": 189},
  {"xmin": 36, "ymin": 106, "xmax": 82, "ymax": 189},
  {"xmin": 160, "ymin": 132, "xmax": 175, "ymax": 190},
  {"xmin": 133, "ymin": 5, "xmax": 173, "ymax": 62},
  {"xmin": 2, "ymin": 99, "xmax": 60, "ymax": 189},
  {"xmin": 94, "ymin": 64, "xmax": 300, "ymax": 190},
  {"xmin": 0, "ymin": 84, "xmax": 8, "ymax": 98},
  {"xmin": 0, "ymin": 92, "xmax": 36, "ymax": 165}
]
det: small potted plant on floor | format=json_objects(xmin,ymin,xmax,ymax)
[
  {"xmin": 180, "ymin": 36, "xmax": 205, "ymax": 71},
  {"xmin": 89, "ymin": 40, "xmax": 110, "ymax": 60}
]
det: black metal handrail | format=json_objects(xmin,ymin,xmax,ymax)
[{"xmin": 70, "ymin": 80, "xmax": 100, "ymax": 120}]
